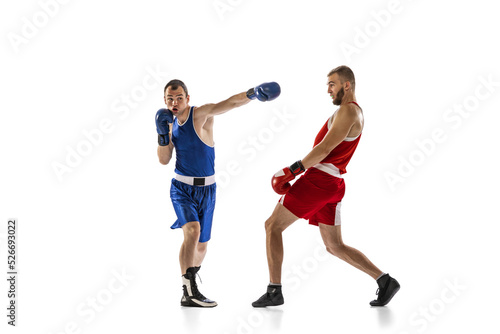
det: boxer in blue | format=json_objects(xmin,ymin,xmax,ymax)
[{"xmin": 156, "ymin": 79, "xmax": 280, "ymax": 307}]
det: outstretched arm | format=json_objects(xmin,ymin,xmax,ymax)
[
  {"xmin": 197, "ymin": 92, "xmax": 251, "ymax": 118},
  {"xmin": 196, "ymin": 82, "xmax": 281, "ymax": 119}
]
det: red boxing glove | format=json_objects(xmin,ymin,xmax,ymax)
[
  {"xmin": 271, "ymin": 160, "xmax": 305, "ymax": 195},
  {"xmin": 271, "ymin": 168, "xmax": 294, "ymax": 195}
]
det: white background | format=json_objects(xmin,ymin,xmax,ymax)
[{"xmin": 1, "ymin": 0, "xmax": 500, "ymax": 333}]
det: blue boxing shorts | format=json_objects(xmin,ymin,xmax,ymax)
[{"xmin": 170, "ymin": 178, "xmax": 216, "ymax": 243}]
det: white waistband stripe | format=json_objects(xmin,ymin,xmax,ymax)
[
  {"xmin": 175, "ymin": 174, "xmax": 216, "ymax": 186},
  {"xmin": 313, "ymin": 163, "xmax": 343, "ymax": 178}
]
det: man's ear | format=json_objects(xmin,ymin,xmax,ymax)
[
  {"xmin": 344, "ymin": 81, "xmax": 352, "ymax": 92},
  {"xmin": 186, "ymin": 95, "xmax": 190, "ymax": 104}
]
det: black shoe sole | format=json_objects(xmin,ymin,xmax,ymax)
[
  {"xmin": 252, "ymin": 295, "xmax": 284, "ymax": 308},
  {"xmin": 252, "ymin": 300, "xmax": 284, "ymax": 308},
  {"xmin": 181, "ymin": 296, "xmax": 218, "ymax": 308}
]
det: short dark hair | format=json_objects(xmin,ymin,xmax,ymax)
[
  {"xmin": 164, "ymin": 79, "xmax": 189, "ymax": 97},
  {"xmin": 328, "ymin": 65, "xmax": 356, "ymax": 91}
]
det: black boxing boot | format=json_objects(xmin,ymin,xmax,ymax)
[
  {"xmin": 181, "ymin": 267, "xmax": 217, "ymax": 308},
  {"xmin": 370, "ymin": 273, "xmax": 400, "ymax": 306}
]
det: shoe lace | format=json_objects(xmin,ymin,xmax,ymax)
[
  {"xmin": 375, "ymin": 281, "xmax": 388, "ymax": 299},
  {"xmin": 255, "ymin": 292, "xmax": 270, "ymax": 303},
  {"xmin": 191, "ymin": 274, "xmax": 207, "ymax": 300}
]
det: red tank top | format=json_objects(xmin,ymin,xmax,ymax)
[{"xmin": 313, "ymin": 102, "xmax": 361, "ymax": 175}]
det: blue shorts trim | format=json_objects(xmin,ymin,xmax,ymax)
[{"xmin": 170, "ymin": 178, "xmax": 216, "ymax": 243}]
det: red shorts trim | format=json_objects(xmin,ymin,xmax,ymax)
[{"xmin": 280, "ymin": 167, "xmax": 345, "ymax": 226}]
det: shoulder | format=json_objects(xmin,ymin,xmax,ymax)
[
  {"xmin": 336, "ymin": 103, "xmax": 358, "ymax": 119},
  {"xmin": 192, "ymin": 105, "xmax": 207, "ymax": 119},
  {"xmin": 192, "ymin": 106, "xmax": 214, "ymax": 128},
  {"xmin": 193, "ymin": 104, "xmax": 215, "ymax": 119}
]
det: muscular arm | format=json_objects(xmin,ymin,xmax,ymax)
[
  {"xmin": 300, "ymin": 105, "xmax": 357, "ymax": 169},
  {"xmin": 157, "ymin": 124, "xmax": 174, "ymax": 165},
  {"xmin": 196, "ymin": 92, "xmax": 251, "ymax": 119}
]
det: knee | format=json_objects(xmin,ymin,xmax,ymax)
[
  {"xmin": 197, "ymin": 242, "xmax": 207, "ymax": 253},
  {"xmin": 265, "ymin": 217, "xmax": 273, "ymax": 231},
  {"xmin": 326, "ymin": 243, "xmax": 346, "ymax": 258},
  {"xmin": 265, "ymin": 217, "xmax": 283, "ymax": 234},
  {"xmin": 183, "ymin": 223, "xmax": 201, "ymax": 240}
]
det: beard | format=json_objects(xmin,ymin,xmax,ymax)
[{"xmin": 333, "ymin": 87, "xmax": 345, "ymax": 106}]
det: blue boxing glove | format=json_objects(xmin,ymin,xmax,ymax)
[
  {"xmin": 246, "ymin": 82, "xmax": 281, "ymax": 102},
  {"xmin": 155, "ymin": 108, "xmax": 174, "ymax": 146}
]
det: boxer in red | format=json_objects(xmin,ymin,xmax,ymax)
[{"xmin": 252, "ymin": 66, "xmax": 400, "ymax": 307}]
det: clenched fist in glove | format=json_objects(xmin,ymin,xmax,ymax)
[
  {"xmin": 271, "ymin": 160, "xmax": 305, "ymax": 195},
  {"xmin": 155, "ymin": 108, "xmax": 174, "ymax": 146}
]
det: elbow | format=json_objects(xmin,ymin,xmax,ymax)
[
  {"xmin": 158, "ymin": 152, "xmax": 172, "ymax": 165},
  {"xmin": 310, "ymin": 146, "xmax": 331, "ymax": 166},
  {"xmin": 318, "ymin": 144, "xmax": 332, "ymax": 161},
  {"xmin": 159, "ymin": 157, "xmax": 170, "ymax": 165},
  {"xmin": 157, "ymin": 145, "xmax": 172, "ymax": 165}
]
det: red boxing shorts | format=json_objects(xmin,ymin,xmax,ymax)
[{"xmin": 279, "ymin": 167, "xmax": 345, "ymax": 226}]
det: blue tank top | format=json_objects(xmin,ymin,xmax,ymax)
[{"xmin": 171, "ymin": 106, "xmax": 215, "ymax": 177}]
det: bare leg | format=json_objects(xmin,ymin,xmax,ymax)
[
  {"xmin": 319, "ymin": 224, "xmax": 382, "ymax": 279},
  {"xmin": 265, "ymin": 203, "xmax": 300, "ymax": 284},
  {"xmin": 195, "ymin": 242, "xmax": 208, "ymax": 267},
  {"xmin": 180, "ymin": 221, "xmax": 201, "ymax": 274},
  {"xmin": 252, "ymin": 203, "xmax": 301, "ymax": 307},
  {"xmin": 179, "ymin": 222, "xmax": 217, "ymax": 307}
]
